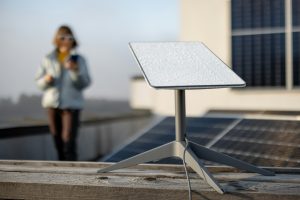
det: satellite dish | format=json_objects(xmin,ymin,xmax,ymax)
[{"xmin": 98, "ymin": 42, "xmax": 274, "ymax": 194}]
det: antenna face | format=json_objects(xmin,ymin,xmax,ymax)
[{"xmin": 129, "ymin": 42, "xmax": 245, "ymax": 89}]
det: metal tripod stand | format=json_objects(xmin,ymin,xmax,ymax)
[{"xmin": 98, "ymin": 90, "xmax": 274, "ymax": 194}]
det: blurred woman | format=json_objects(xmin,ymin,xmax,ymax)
[{"xmin": 35, "ymin": 25, "xmax": 91, "ymax": 161}]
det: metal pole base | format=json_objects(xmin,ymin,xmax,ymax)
[{"xmin": 97, "ymin": 140, "xmax": 274, "ymax": 194}]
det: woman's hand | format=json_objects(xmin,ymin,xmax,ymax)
[
  {"xmin": 64, "ymin": 60, "xmax": 78, "ymax": 71},
  {"xmin": 44, "ymin": 74, "xmax": 54, "ymax": 83}
]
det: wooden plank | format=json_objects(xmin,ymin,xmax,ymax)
[{"xmin": 0, "ymin": 160, "xmax": 299, "ymax": 200}]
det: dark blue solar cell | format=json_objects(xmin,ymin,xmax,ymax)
[
  {"xmin": 109, "ymin": 150, "xmax": 138, "ymax": 162},
  {"xmin": 270, "ymin": 0, "xmax": 285, "ymax": 27},
  {"xmin": 231, "ymin": 0, "xmax": 243, "ymax": 29},
  {"xmin": 242, "ymin": 0, "xmax": 252, "ymax": 28},
  {"xmin": 232, "ymin": 33, "xmax": 285, "ymax": 87},
  {"xmin": 141, "ymin": 133, "xmax": 174, "ymax": 142},
  {"xmin": 188, "ymin": 137, "xmax": 211, "ymax": 146},
  {"xmin": 243, "ymin": 35, "xmax": 254, "ymax": 86},
  {"xmin": 232, "ymin": 36, "xmax": 244, "ymax": 78},
  {"xmin": 261, "ymin": 34, "xmax": 272, "ymax": 86},
  {"xmin": 293, "ymin": 32, "xmax": 300, "ymax": 85},
  {"xmin": 261, "ymin": 0, "xmax": 272, "ymax": 27},
  {"xmin": 232, "ymin": 0, "xmax": 285, "ymax": 29},
  {"xmin": 293, "ymin": 0, "xmax": 300, "ymax": 26},
  {"xmin": 252, "ymin": 0, "xmax": 262, "ymax": 28},
  {"xmin": 271, "ymin": 33, "xmax": 286, "ymax": 86},
  {"xmin": 252, "ymin": 34, "xmax": 263, "ymax": 86},
  {"xmin": 187, "ymin": 126, "xmax": 218, "ymax": 133},
  {"xmin": 126, "ymin": 141, "xmax": 161, "ymax": 151}
]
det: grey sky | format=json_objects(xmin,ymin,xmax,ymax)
[{"xmin": 0, "ymin": 0, "xmax": 179, "ymax": 100}]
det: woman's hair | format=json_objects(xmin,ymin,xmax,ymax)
[{"xmin": 53, "ymin": 25, "xmax": 78, "ymax": 48}]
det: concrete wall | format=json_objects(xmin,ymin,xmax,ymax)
[
  {"xmin": 130, "ymin": 0, "xmax": 300, "ymax": 116},
  {"xmin": 0, "ymin": 117, "xmax": 152, "ymax": 161}
]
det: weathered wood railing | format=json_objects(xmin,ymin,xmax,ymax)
[{"xmin": 0, "ymin": 160, "xmax": 299, "ymax": 200}]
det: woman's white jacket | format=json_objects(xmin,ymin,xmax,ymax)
[{"xmin": 35, "ymin": 50, "xmax": 91, "ymax": 109}]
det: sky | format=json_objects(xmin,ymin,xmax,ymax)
[{"xmin": 0, "ymin": 0, "xmax": 179, "ymax": 101}]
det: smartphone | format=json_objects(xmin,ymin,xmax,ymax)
[{"xmin": 69, "ymin": 55, "xmax": 79, "ymax": 62}]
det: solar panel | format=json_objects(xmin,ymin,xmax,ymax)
[
  {"xmin": 232, "ymin": 34, "xmax": 286, "ymax": 87},
  {"xmin": 211, "ymin": 119, "xmax": 300, "ymax": 167},
  {"xmin": 104, "ymin": 117, "xmax": 237, "ymax": 164},
  {"xmin": 103, "ymin": 116, "xmax": 300, "ymax": 167}
]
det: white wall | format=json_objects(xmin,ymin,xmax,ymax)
[{"xmin": 181, "ymin": 0, "xmax": 231, "ymax": 64}]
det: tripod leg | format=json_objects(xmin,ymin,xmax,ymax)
[
  {"xmin": 183, "ymin": 147, "xmax": 224, "ymax": 194},
  {"xmin": 98, "ymin": 142, "xmax": 175, "ymax": 173},
  {"xmin": 189, "ymin": 143, "xmax": 275, "ymax": 176}
]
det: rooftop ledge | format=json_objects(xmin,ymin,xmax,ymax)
[{"xmin": 0, "ymin": 160, "xmax": 299, "ymax": 200}]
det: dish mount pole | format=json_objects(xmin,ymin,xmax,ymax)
[{"xmin": 175, "ymin": 89, "xmax": 186, "ymax": 142}]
